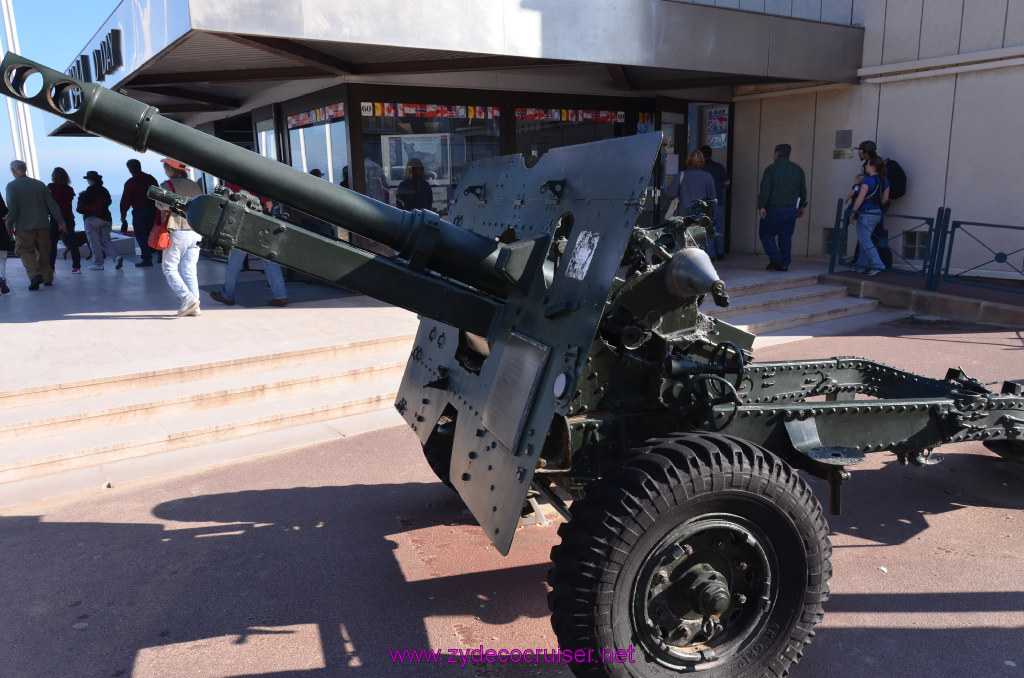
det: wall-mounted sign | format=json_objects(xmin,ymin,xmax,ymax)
[
  {"xmin": 706, "ymin": 106, "xmax": 728, "ymax": 149},
  {"xmin": 66, "ymin": 54, "xmax": 92, "ymax": 83},
  {"xmin": 61, "ymin": 54, "xmax": 92, "ymax": 112},
  {"xmin": 91, "ymin": 29, "xmax": 123, "ymax": 82}
]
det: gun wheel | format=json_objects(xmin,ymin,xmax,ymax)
[{"xmin": 548, "ymin": 432, "xmax": 831, "ymax": 677}]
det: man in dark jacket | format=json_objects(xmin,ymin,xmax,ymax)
[
  {"xmin": 6, "ymin": 160, "xmax": 64, "ymax": 290},
  {"xmin": 756, "ymin": 144, "xmax": 807, "ymax": 272},
  {"xmin": 119, "ymin": 159, "xmax": 159, "ymax": 266},
  {"xmin": 699, "ymin": 145, "xmax": 731, "ymax": 260}
]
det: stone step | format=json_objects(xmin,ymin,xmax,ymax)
[
  {"xmin": 707, "ymin": 283, "xmax": 849, "ymax": 320},
  {"xmin": 1, "ymin": 348, "xmax": 411, "ymax": 442},
  {"xmin": 0, "ymin": 334, "xmax": 416, "ymax": 409},
  {"xmin": 0, "ymin": 409, "xmax": 406, "ymax": 510},
  {"xmin": 723, "ymin": 272, "xmax": 821, "ymax": 297},
  {"xmin": 721, "ymin": 296, "xmax": 880, "ymax": 336},
  {"xmin": 0, "ymin": 376, "xmax": 401, "ymax": 485},
  {"xmin": 751, "ymin": 308, "xmax": 909, "ymax": 350}
]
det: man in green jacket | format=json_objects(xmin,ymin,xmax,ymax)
[
  {"xmin": 6, "ymin": 159, "xmax": 65, "ymax": 290},
  {"xmin": 756, "ymin": 144, "xmax": 807, "ymax": 272}
]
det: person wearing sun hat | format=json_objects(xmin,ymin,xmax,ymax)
[
  {"xmin": 78, "ymin": 170, "xmax": 121, "ymax": 272},
  {"xmin": 155, "ymin": 158, "xmax": 204, "ymax": 317}
]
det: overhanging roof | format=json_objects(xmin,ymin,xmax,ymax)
[{"xmin": 51, "ymin": 0, "xmax": 863, "ymax": 135}]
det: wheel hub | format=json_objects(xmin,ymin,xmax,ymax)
[{"xmin": 633, "ymin": 516, "xmax": 776, "ymax": 668}]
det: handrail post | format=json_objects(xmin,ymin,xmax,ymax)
[
  {"xmin": 926, "ymin": 206, "xmax": 950, "ymax": 292},
  {"xmin": 829, "ymin": 198, "xmax": 844, "ymax": 273}
]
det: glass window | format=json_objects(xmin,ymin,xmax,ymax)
[
  {"xmin": 514, "ymin": 108, "xmax": 625, "ymax": 162},
  {"xmin": 360, "ymin": 102, "xmax": 501, "ymax": 215},
  {"xmin": 329, "ymin": 120, "xmax": 350, "ymax": 187},
  {"xmin": 255, "ymin": 118, "xmax": 277, "ymax": 161},
  {"xmin": 286, "ymin": 103, "xmax": 346, "ymax": 181},
  {"xmin": 902, "ymin": 230, "xmax": 930, "ymax": 261}
]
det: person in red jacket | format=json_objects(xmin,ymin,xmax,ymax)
[
  {"xmin": 119, "ymin": 159, "xmax": 159, "ymax": 267},
  {"xmin": 47, "ymin": 167, "xmax": 79, "ymax": 273}
]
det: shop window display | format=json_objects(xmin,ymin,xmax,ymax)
[
  {"xmin": 360, "ymin": 102, "xmax": 500, "ymax": 216},
  {"xmin": 514, "ymin": 108, "xmax": 624, "ymax": 162}
]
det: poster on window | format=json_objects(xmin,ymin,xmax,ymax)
[
  {"xmin": 381, "ymin": 133, "xmax": 451, "ymax": 186},
  {"xmin": 706, "ymin": 106, "xmax": 728, "ymax": 148}
]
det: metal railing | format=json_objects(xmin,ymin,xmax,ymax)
[
  {"xmin": 936, "ymin": 219, "xmax": 1024, "ymax": 295},
  {"xmin": 828, "ymin": 199, "xmax": 946, "ymax": 288},
  {"xmin": 829, "ymin": 201, "xmax": 1024, "ymax": 296}
]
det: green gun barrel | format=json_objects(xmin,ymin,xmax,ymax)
[{"xmin": 0, "ymin": 52, "xmax": 510, "ymax": 295}]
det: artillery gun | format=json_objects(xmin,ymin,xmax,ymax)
[{"xmin": 4, "ymin": 53, "xmax": 1023, "ymax": 678}]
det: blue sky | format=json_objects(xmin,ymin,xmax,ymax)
[{"xmin": 1, "ymin": 0, "xmax": 164, "ymax": 198}]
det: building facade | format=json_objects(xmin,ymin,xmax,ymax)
[{"xmin": 56, "ymin": 0, "xmax": 1023, "ymax": 274}]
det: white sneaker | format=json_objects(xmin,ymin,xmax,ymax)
[
  {"xmin": 176, "ymin": 297, "xmax": 200, "ymax": 316},
  {"xmin": 189, "ymin": 306, "xmax": 202, "ymax": 317},
  {"xmin": 87, "ymin": 264, "xmax": 104, "ymax": 271},
  {"xmin": 867, "ymin": 269, "xmax": 880, "ymax": 276}
]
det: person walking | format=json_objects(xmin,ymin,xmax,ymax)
[
  {"xmin": 756, "ymin": 143, "xmax": 807, "ymax": 272},
  {"xmin": 850, "ymin": 139, "xmax": 893, "ymax": 269},
  {"xmin": 156, "ymin": 158, "xmax": 204, "ymax": 317},
  {"xmin": 119, "ymin": 159, "xmax": 159, "ymax": 267},
  {"xmin": 78, "ymin": 171, "xmax": 122, "ymax": 271},
  {"xmin": 665, "ymin": 149, "xmax": 717, "ymax": 220},
  {"xmin": 0, "ymin": 193, "xmax": 10, "ymax": 294},
  {"xmin": 6, "ymin": 159, "xmax": 64, "ymax": 290},
  {"xmin": 699, "ymin": 145, "xmax": 731, "ymax": 260},
  {"xmin": 47, "ymin": 167, "xmax": 79, "ymax": 274},
  {"xmin": 848, "ymin": 156, "xmax": 890, "ymax": 276},
  {"xmin": 209, "ymin": 247, "xmax": 290, "ymax": 308}
]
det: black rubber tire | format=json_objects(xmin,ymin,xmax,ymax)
[
  {"xmin": 421, "ymin": 416, "xmax": 456, "ymax": 490},
  {"xmin": 547, "ymin": 432, "xmax": 832, "ymax": 678}
]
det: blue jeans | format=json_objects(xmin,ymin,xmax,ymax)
[
  {"xmin": 854, "ymin": 211, "xmax": 885, "ymax": 271},
  {"xmin": 704, "ymin": 207, "xmax": 725, "ymax": 257},
  {"xmin": 759, "ymin": 206, "xmax": 797, "ymax": 268},
  {"xmin": 132, "ymin": 205, "xmax": 157, "ymax": 264},
  {"xmin": 222, "ymin": 247, "xmax": 287, "ymax": 301}
]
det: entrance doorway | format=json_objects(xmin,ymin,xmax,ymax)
[{"xmin": 653, "ymin": 98, "xmax": 732, "ymax": 249}]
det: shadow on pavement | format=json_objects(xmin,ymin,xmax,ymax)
[
  {"xmin": 0, "ymin": 483, "xmax": 558, "ymax": 677},
  {"xmin": 808, "ymin": 449, "xmax": 1024, "ymax": 547}
]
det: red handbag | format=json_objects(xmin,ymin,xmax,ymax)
[
  {"xmin": 148, "ymin": 211, "xmax": 170, "ymax": 250},
  {"xmin": 148, "ymin": 181, "xmax": 172, "ymax": 250}
]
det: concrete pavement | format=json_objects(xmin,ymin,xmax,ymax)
[{"xmin": 1, "ymin": 316, "xmax": 1022, "ymax": 678}]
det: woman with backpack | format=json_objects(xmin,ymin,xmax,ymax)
[
  {"xmin": 848, "ymin": 156, "xmax": 890, "ymax": 276},
  {"xmin": 77, "ymin": 171, "xmax": 122, "ymax": 271}
]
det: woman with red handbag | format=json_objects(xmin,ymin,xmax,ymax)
[{"xmin": 155, "ymin": 159, "xmax": 204, "ymax": 317}]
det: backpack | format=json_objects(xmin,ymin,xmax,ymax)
[{"xmin": 885, "ymin": 158, "xmax": 906, "ymax": 201}]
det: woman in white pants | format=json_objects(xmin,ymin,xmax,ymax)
[{"xmin": 156, "ymin": 159, "xmax": 204, "ymax": 316}]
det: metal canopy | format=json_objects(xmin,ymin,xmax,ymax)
[{"xmin": 52, "ymin": 0, "xmax": 862, "ymax": 134}]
